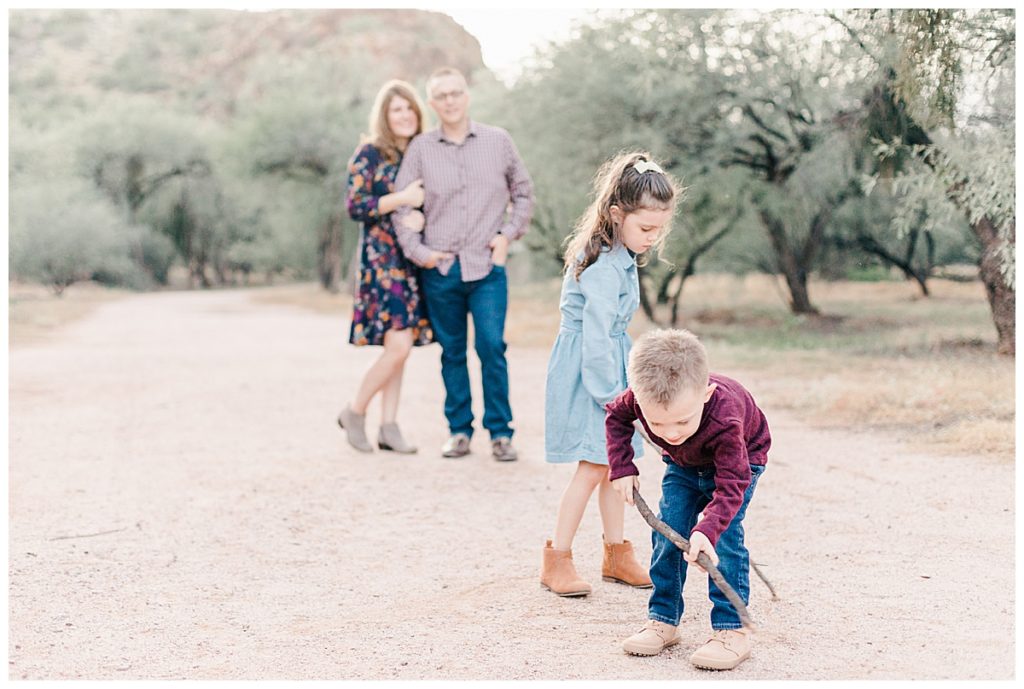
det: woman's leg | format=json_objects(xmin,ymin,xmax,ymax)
[
  {"xmin": 597, "ymin": 469, "xmax": 625, "ymax": 543},
  {"xmin": 378, "ymin": 329, "xmax": 414, "ymax": 423},
  {"xmin": 350, "ymin": 328, "xmax": 412, "ymax": 415},
  {"xmin": 552, "ymin": 461, "xmax": 607, "ymax": 551}
]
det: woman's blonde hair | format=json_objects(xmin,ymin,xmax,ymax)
[
  {"xmin": 563, "ymin": 150, "xmax": 683, "ymax": 280},
  {"xmin": 365, "ymin": 79, "xmax": 425, "ymax": 164}
]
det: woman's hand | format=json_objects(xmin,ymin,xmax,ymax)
[
  {"xmin": 402, "ymin": 179, "xmax": 425, "ymax": 207},
  {"xmin": 684, "ymin": 531, "xmax": 718, "ymax": 573},
  {"xmin": 405, "ymin": 210, "xmax": 425, "ymax": 232},
  {"xmin": 612, "ymin": 475, "xmax": 639, "ymax": 506},
  {"xmin": 423, "ymin": 250, "xmax": 453, "ymax": 269}
]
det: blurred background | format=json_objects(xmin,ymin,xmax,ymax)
[{"xmin": 7, "ymin": 7, "xmax": 1015, "ymax": 455}]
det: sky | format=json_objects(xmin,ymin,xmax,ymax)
[{"xmin": 445, "ymin": 8, "xmax": 601, "ymax": 85}]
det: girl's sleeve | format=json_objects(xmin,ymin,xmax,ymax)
[
  {"xmin": 579, "ymin": 260, "xmax": 625, "ymax": 408},
  {"xmin": 346, "ymin": 144, "xmax": 380, "ymax": 223}
]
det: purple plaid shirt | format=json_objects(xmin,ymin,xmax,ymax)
[{"xmin": 393, "ymin": 120, "xmax": 534, "ymax": 282}]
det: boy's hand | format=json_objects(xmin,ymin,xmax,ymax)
[
  {"xmin": 612, "ymin": 475, "xmax": 639, "ymax": 506},
  {"xmin": 685, "ymin": 530, "xmax": 718, "ymax": 573}
]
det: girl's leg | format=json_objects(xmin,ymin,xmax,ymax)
[
  {"xmin": 378, "ymin": 329, "xmax": 414, "ymax": 423},
  {"xmin": 552, "ymin": 461, "xmax": 607, "ymax": 551},
  {"xmin": 597, "ymin": 468, "xmax": 625, "ymax": 543},
  {"xmin": 350, "ymin": 328, "xmax": 412, "ymax": 415}
]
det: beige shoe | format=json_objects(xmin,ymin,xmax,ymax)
[
  {"xmin": 622, "ymin": 619, "xmax": 680, "ymax": 656},
  {"xmin": 689, "ymin": 628, "xmax": 751, "ymax": 670},
  {"xmin": 602, "ymin": 538, "xmax": 653, "ymax": 588},
  {"xmin": 540, "ymin": 540, "xmax": 591, "ymax": 597}
]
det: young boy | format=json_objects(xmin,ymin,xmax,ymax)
[{"xmin": 607, "ymin": 328, "xmax": 770, "ymax": 670}]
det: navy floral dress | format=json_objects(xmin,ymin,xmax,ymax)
[{"xmin": 346, "ymin": 143, "xmax": 433, "ymax": 347}]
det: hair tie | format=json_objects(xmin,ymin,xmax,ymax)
[{"xmin": 632, "ymin": 160, "xmax": 664, "ymax": 175}]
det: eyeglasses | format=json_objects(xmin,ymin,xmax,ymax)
[{"xmin": 431, "ymin": 89, "xmax": 465, "ymax": 102}]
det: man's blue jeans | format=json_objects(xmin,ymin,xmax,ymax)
[
  {"xmin": 648, "ymin": 459, "xmax": 766, "ymax": 629},
  {"xmin": 419, "ymin": 260, "xmax": 512, "ymax": 440}
]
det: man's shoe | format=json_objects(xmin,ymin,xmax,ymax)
[
  {"xmin": 689, "ymin": 628, "xmax": 751, "ymax": 670},
  {"xmin": 491, "ymin": 437, "xmax": 518, "ymax": 462},
  {"xmin": 441, "ymin": 433, "xmax": 471, "ymax": 458},
  {"xmin": 622, "ymin": 619, "xmax": 681, "ymax": 656}
]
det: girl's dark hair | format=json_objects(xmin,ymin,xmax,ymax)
[{"xmin": 562, "ymin": 150, "xmax": 682, "ymax": 280}]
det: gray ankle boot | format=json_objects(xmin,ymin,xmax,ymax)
[
  {"xmin": 337, "ymin": 406, "xmax": 373, "ymax": 453},
  {"xmin": 378, "ymin": 422, "xmax": 417, "ymax": 454}
]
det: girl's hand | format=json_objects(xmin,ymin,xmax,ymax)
[
  {"xmin": 405, "ymin": 210, "xmax": 425, "ymax": 232},
  {"xmin": 402, "ymin": 179, "xmax": 425, "ymax": 207},
  {"xmin": 685, "ymin": 531, "xmax": 718, "ymax": 573},
  {"xmin": 612, "ymin": 475, "xmax": 639, "ymax": 506}
]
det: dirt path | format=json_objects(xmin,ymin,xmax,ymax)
[{"xmin": 8, "ymin": 288, "xmax": 1014, "ymax": 680}]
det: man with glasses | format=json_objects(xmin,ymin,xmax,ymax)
[{"xmin": 394, "ymin": 66, "xmax": 534, "ymax": 462}]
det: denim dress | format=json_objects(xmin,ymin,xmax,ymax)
[{"xmin": 544, "ymin": 243, "xmax": 645, "ymax": 465}]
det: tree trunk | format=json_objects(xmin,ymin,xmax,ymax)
[
  {"xmin": 318, "ymin": 212, "xmax": 343, "ymax": 292},
  {"xmin": 759, "ymin": 210, "xmax": 820, "ymax": 315},
  {"xmin": 636, "ymin": 264, "xmax": 663, "ymax": 325},
  {"xmin": 972, "ymin": 216, "xmax": 1015, "ymax": 355}
]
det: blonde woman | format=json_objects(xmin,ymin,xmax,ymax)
[{"xmin": 337, "ymin": 80, "xmax": 433, "ymax": 454}]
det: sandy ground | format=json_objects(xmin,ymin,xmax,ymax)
[{"xmin": 8, "ymin": 288, "xmax": 1015, "ymax": 680}]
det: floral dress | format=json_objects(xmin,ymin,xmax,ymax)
[{"xmin": 346, "ymin": 142, "xmax": 433, "ymax": 347}]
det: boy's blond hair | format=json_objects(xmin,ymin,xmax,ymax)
[{"xmin": 627, "ymin": 329, "xmax": 709, "ymax": 406}]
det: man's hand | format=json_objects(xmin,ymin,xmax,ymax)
[
  {"xmin": 611, "ymin": 475, "xmax": 639, "ymax": 506},
  {"xmin": 422, "ymin": 250, "xmax": 453, "ymax": 269},
  {"xmin": 404, "ymin": 210, "xmax": 425, "ymax": 232},
  {"xmin": 685, "ymin": 530, "xmax": 718, "ymax": 573},
  {"xmin": 489, "ymin": 233, "xmax": 509, "ymax": 266},
  {"xmin": 401, "ymin": 179, "xmax": 425, "ymax": 207}
]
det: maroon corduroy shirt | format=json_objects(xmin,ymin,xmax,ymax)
[{"xmin": 605, "ymin": 373, "xmax": 771, "ymax": 546}]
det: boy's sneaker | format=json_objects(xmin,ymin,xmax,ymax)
[
  {"xmin": 689, "ymin": 628, "xmax": 751, "ymax": 670},
  {"xmin": 622, "ymin": 619, "xmax": 680, "ymax": 656}
]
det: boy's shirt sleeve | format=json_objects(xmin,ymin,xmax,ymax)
[
  {"xmin": 606, "ymin": 389, "xmax": 641, "ymax": 480},
  {"xmin": 691, "ymin": 419, "xmax": 751, "ymax": 547},
  {"xmin": 578, "ymin": 259, "xmax": 624, "ymax": 408}
]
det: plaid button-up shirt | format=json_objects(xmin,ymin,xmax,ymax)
[{"xmin": 393, "ymin": 120, "xmax": 534, "ymax": 282}]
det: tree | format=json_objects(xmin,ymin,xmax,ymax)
[{"xmin": 832, "ymin": 9, "xmax": 1016, "ymax": 353}]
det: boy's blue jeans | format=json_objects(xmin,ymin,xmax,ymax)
[
  {"xmin": 648, "ymin": 459, "xmax": 766, "ymax": 630},
  {"xmin": 419, "ymin": 260, "xmax": 512, "ymax": 440}
]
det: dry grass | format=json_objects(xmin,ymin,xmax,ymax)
[{"xmin": 8, "ymin": 281, "xmax": 129, "ymax": 347}]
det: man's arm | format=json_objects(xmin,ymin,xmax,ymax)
[
  {"xmin": 393, "ymin": 140, "xmax": 434, "ymax": 266},
  {"xmin": 498, "ymin": 132, "xmax": 534, "ymax": 241}
]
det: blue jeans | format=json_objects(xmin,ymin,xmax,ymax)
[
  {"xmin": 419, "ymin": 260, "xmax": 512, "ymax": 440},
  {"xmin": 648, "ymin": 459, "xmax": 766, "ymax": 629}
]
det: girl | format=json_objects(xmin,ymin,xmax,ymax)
[
  {"xmin": 541, "ymin": 151, "xmax": 682, "ymax": 596},
  {"xmin": 337, "ymin": 80, "xmax": 432, "ymax": 455}
]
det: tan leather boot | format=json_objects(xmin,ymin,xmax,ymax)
[
  {"xmin": 540, "ymin": 540, "xmax": 592, "ymax": 597},
  {"xmin": 689, "ymin": 628, "xmax": 752, "ymax": 670},
  {"xmin": 602, "ymin": 538, "xmax": 653, "ymax": 588}
]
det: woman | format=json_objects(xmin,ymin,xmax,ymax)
[{"xmin": 337, "ymin": 80, "xmax": 432, "ymax": 454}]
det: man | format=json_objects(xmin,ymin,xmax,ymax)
[{"xmin": 394, "ymin": 66, "xmax": 534, "ymax": 462}]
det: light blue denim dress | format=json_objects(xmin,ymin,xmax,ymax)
[{"xmin": 544, "ymin": 243, "xmax": 645, "ymax": 464}]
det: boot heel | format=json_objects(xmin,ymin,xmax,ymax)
[{"xmin": 378, "ymin": 441, "xmax": 394, "ymax": 451}]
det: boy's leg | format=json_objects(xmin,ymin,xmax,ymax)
[
  {"xmin": 467, "ymin": 264, "xmax": 512, "ymax": 440},
  {"xmin": 419, "ymin": 261, "xmax": 474, "ymax": 438},
  {"xmin": 706, "ymin": 464, "xmax": 766, "ymax": 629},
  {"xmin": 648, "ymin": 461, "xmax": 706, "ymax": 626}
]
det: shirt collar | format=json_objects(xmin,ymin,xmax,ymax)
[
  {"xmin": 606, "ymin": 242, "xmax": 638, "ymax": 270},
  {"xmin": 435, "ymin": 119, "xmax": 478, "ymax": 144}
]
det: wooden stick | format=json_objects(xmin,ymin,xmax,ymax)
[
  {"xmin": 632, "ymin": 487, "xmax": 756, "ymax": 630},
  {"xmin": 636, "ymin": 429, "xmax": 778, "ymax": 599}
]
